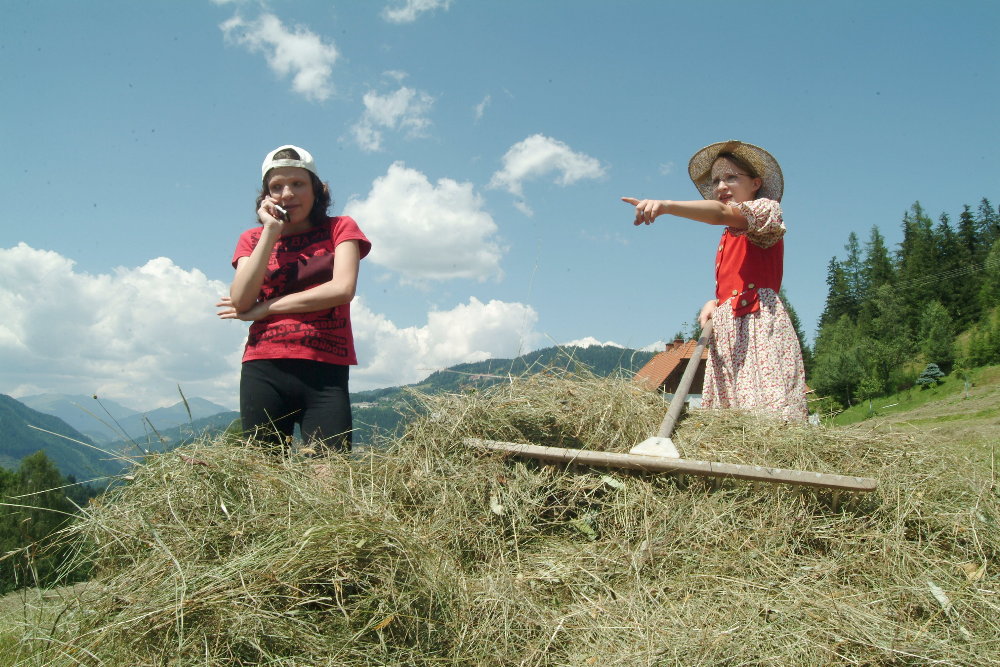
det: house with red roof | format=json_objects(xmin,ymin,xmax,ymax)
[{"xmin": 632, "ymin": 338, "xmax": 708, "ymax": 402}]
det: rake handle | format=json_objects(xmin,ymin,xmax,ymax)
[{"xmin": 657, "ymin": 319, "xmax": 713, "ymax": 439}]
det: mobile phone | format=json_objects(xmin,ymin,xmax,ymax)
[{"xmin": 274, "ymin": 205, "xmax": 288, "ymax": 222}]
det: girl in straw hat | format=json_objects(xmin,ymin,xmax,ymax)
[{"xmin": 622, "ymin": 140, "xmax": 807, "ymax": 420}]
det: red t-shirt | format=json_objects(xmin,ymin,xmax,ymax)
[{"xmin": 232, "ymin": 216, "xmax": 372, "ymax": 365}]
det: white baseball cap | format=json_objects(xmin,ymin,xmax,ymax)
[{"xmin": 261, "ymin": 145, "xmax": 318, "ymax": 184}]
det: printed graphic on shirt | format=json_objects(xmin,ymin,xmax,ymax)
[{"xmin": 232, "ymin": 216, "xmax": 371, "ymax": 366}]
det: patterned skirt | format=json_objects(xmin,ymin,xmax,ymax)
[{"xmin": 702, "ymin": 288, "xmax": 808, "ymax": 421}]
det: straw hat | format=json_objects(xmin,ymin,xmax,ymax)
[{"xmin": 687, "ymin": 140, "xmax": 783, "ymax": 202}]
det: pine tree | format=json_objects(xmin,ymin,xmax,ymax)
[
  {"xmin": 979, "ymin": 238, "xmax": 1000, "ymax": 317},
  {"xmin": 957, "ymin": 205, "xmax": 982, "ymax": 262},
  {"xmin": 863, "ymin": 284, "xmax": 915, "ymax": 393},
  {"xmin": 918, "ymin": 300, "xmax": 955, "ymax": 373},
  {"xmin": 818, "ymin": 258, "xmax": 853, "ymax": 330},
  {"xmin": 951, "ymin": 205, "xmax": 983, "ymax": 327},
  {"xmin": 895, "ymin": 202, "xmax": 937, "ymax": 334},
  {"xmin": 977, "ymin": 198, "xmax": 999, "ymax": 249},
  {"xmin": 842, "ymin": 232, "xmax": 864, "ymax": 317},
  {"xmin": 810, "ymin": 315, "xmax": 863, "ymax": 408},
  {"xmin": 862, "ymin": 226, "xmax": 895, "ymax": 294},
  {"xmin": 915, "ymin": 362, "xmax": 946, "ymax": 388},
  {"xmin": 933, "ymin": 213, "xmax": 965, "ymax": 321},
  {"xmin": 857, "ymin": 225, "xmax": 896, "ymax": 337}
]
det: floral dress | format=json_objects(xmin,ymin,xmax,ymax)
[{"xmin": 701, "ymin": 199, "xmax": 808, "ymax": 421}]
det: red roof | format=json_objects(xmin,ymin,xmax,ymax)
[{"xmin": 633, "ymin": 338, "xmax": 708, "ymax": 394}]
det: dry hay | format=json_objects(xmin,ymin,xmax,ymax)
[{"xmin": 15, "ymin": 369, "xmax": 1000, "ymax": 665}]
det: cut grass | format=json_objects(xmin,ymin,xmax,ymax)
[
  {"xmin": 9, "ymin": 369, "xmax": 1000, "ymax": 664},
  {"xmin": 4, "ymin": 366, "xmax": 1000, "ymax": 664}
]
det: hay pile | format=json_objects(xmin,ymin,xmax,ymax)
[{"xmin": 18, "ymin": 370, "xmax": 1000, "ymax": 665}]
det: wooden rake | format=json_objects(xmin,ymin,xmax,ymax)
[{"xmin": 464, "ymin": 321, "xmax": 877, "ymax": 497}]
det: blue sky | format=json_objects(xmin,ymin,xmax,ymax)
[{"xmin": 2, "ymin": 0, "xmax": 997, "ymax": 410}]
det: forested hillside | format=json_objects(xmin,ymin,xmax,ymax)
[
  {"xmin": 0, "ymin": 395, "xmax": 119, "ymax": 480},
  {"xmin": 0, "ymin": 451, "xmax": 99, "ymax": 593},
  {"xmin": 809, "ymin": 198, "xmax": 999, "ymax": 408}
]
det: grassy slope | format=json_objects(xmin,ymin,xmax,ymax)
[{"xmin": 832, "ymin": 364, "xmax": 1000, "ymax": 470}]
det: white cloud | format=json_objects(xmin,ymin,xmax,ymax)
[
  {"xmin": 343, "ymin": 162, "xmax": 504, "ymax": 284},
  {"xmin": 0, "ymin": 244, "xmax": 245, "ymax": 410},
  {"xmin": 220, "ymin": 13, "xmax": 339, "ymax": 102},
  {"xmin": 382, "ymin": 0, "xmax": 452, "ymax": 24},
  {"xmin": 352, "ymin": 297, "xmax": 542, "ymax": 389},
  {"xmin": 474, "ymin": 94, "xmax": 491, "ymax": 122},
  {"xmin": 0, "ymin": 244, "xmax": 546, "ymax": 409},
  {"xmin": 488, "ymin": 134, "xmax": 605, "ymax": 214},
  {"xmin": 351, "ymin": 84, "xmax": 434, "ymax": 152}
]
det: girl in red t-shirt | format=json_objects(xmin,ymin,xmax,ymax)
[{"xmin": 217, "ymin": 145, "xmax": 371, "ymax": 450}]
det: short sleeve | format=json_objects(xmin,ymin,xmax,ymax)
[
  {"xmin": 331, "ymin": 216, "xmax": 372, "ymax": 259},
  {"xmin": 732, "ymin": 198, "xmax": 785, "ymax": 249},
  {"xmin": 232, "ymin": 228, "xmax": 261, "ymax": 268}
]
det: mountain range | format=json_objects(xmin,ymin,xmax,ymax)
[
  {"xmin": 3, "ymin": 344, "xmax": 656, "ymax": 483},
  {"xmin": 17, "ymin": 394, "xmax": 233, "ymax": 444}
]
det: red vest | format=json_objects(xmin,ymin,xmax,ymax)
[{"xmin": 714, "ymin": 228, "xmax": 783, "ymax": 317}]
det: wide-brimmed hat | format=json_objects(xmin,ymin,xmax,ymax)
[
  {"xmin": 261, "ymin": 145, "xmax": 318, "ymax": 184},
  {"xmin": 687, "ymin": 140, "xmax": 783, "ymax": 202}
]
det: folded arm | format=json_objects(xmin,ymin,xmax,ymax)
[{"xmin": 217, "ymin": 240, "xmax": 361, "ymax": 321}]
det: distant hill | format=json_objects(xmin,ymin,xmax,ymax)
[
  {"xmin": 106, "ymin": 410, "xmax": 241, "ymax": 461},
  {"xmin": 18, "ymin": 393, "xmax": 138, "ymax": 444},
  {"xmin": 19, "ymin": 394, "xmax": 231, "ymax": 444},
  {"xmin": 114, "ymin": 397, "xmax": 233, "ymax": 443},
  {"xmin": 354, "ymin": 344, "xmax": 653, "ymax": 404},
  {"xmin": 351, "ymin": 344, "xmax": 656, "ymax": 443},
  {"xmin": 0, "ymin": 394, "xmax": 123, "ymax": 482}
]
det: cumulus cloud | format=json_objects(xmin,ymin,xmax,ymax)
[
  {"xmin": 220, "ymin": 13, "xmax": 339, "ymax": 102},
  {"xmin": 488, "ymin": 134, "xmax": 605, "ymax": 214},
  {"xmin": 351, "ymin": 84, "xmax": 435, "ymax": 152},
  {"xmin": 381, "ymin": 0, "xmax": 452, "ymax": 24},
  {"xmin": 0, "ymin": 244, "xmax": 246, "ymax": 410},
  {"xmin": 352, "ymin": 297, "xmax": 542, "ymax": 389},
  {"xmin": 343, "ymin": 162, "xmax": 504, "ymax": 283},
  {"xmin": 0, "ymin": 244, "xmax": 547, "ymax": 409}
]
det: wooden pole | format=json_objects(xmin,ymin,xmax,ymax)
[
  {"xmin": 657, "ymin": 320, "xmax": 712, "ymax": 439},
  {"xmin": 465, "ymin": 438, "xmax": 877, "ymax": 493}
]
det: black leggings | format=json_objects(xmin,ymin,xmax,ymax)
[{"xmin": 240, "ymin": 359, "xmax": 352, "ymax": 452}]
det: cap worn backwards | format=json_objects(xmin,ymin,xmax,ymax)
[{"xmin": 261, "ymin": 145, "xmax": 318, "ymax": 184}]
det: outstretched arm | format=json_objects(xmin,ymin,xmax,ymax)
[
  {"xmin": 217, "ymin": 240, "xmax": 362, "ymax": 321},
  {"xmin": 621, "ymin": 197, "xmax": 748, "ymax": 230}
]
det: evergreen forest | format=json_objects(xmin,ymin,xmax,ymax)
[
  {"xmin": 807, "ymin": 197, "xmax": 1000, "ymax": 410},
  {"xmin": 0, "ymin": 451, "xmax": 99, "ymax": 593}
]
